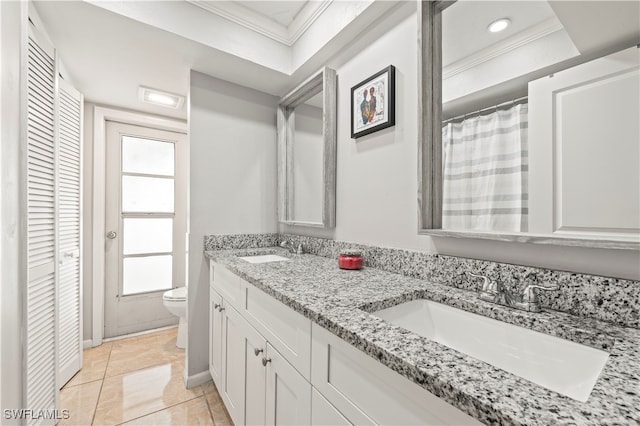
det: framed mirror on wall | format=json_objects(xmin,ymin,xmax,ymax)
[
  {"xmin": 418, "ymin": 0, "xmax": 640, "ymax": 249},
  {"xmin": 277, "ymin": 67, "xmax": 337, "ymax": 228}
]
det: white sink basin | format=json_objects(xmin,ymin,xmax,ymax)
[
  {"xmin": 238, "ymin": 254, "xmax": 290, "ymax": 264},
  {"xmin": 373, "ymin": 299, "xmax": 609, "ymax": 402}
]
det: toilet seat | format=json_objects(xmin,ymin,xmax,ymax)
[{"xmin": 163, "ymin": 287, "xmax": 187, "ymax": 301}]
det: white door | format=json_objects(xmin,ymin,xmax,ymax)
[
  {"xmin": 221, "ymin": 305, "xmax": 247, "ymax": 426},
  {"xmin": 242, "ymin": 315, "xmax": 267, "ymax": 426},
  {"xmin": 104, "ymin": 121, "xmax": 187, "ymax": 338},
  {"xmin": 209, "ymin": 289, "xmax": 224, "ymax": 386},
  {"xmin": 25, "ymin": 23, "xmax": 59, "ymax": 422},
  {"xmin": 265, "ymin": 343, "xmax": 311, "ymax": 425},
  {"xmin": 57, "ymin": 77, "xmax": 83, "ymax": 386}
]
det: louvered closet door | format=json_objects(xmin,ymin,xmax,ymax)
[
  {"xmin": 57, "ymin": 78, "xmax": 83, "ymax": 387},
  {"xmin": 26, "ymin": 25, "xmax": 58, "ymax": 423}
]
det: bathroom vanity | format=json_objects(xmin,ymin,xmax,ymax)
[{"xmin": 206, "ymin": 246, "xmax": 640, "ymax": 425}]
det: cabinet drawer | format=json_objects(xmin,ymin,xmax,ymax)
[
  {"xmin": 311, "ymin": 324, "xmax": 481, "ymax": 426},
  {"xmin": 212, "ymin": 263, "xmax": 243, "ymax": 310},
  {"xmin": 243, "ymin": 281, "xmax": 311, "ymax": 380}
]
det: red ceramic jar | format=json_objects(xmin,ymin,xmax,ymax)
[{"xmin": 338, "ymin": 251, "xmax": 363, "ymax": 270}]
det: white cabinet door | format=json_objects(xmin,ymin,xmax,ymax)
[
  {"xmin": 209, "ymin": 289, "xmax": 223, "ymax": 387},
  {"xmin": 529, "ymin": 46, "xmax": 640, "ymax": 239},
  {"xmin": 265, "ymin": 343, "xmax": 311, "ymax": 426},
  {"xmin": 311, "ymin": 388, "xmax": 352, "ymax": 426},
  {"xmin": 221, "ymin": 305, "xmax": 247, "ymax": 426},
  {"xmin": 241, "ymin": 315, "xmax": 267, "ymax": 426}
]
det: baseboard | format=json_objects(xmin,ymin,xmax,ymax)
[
  {"xmin": 185, "ymin": 370, "xmax": 212, "ymax": 389},
  {"xmin": 83, "ymin": 339, "xmax": 93, "ymax": 349}
]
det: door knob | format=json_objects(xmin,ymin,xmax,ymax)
[{"xmin": 106, "ymin": 231, "xmax": 117, "ymax": 239}]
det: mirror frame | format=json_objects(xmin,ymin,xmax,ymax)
[
  {"xmin": 417, "ymin": 1, "xmax": 639, "ymax": 250},
  {"xmin": 277, "ymin": 66, "xmax": 337, "ymax": 228}
]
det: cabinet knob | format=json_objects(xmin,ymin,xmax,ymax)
[
  {"xmin": 262, "ymin": 357, "xmax": 271, "ymax": 367},
  {"xmin": 106, "ymin": 230, "xmax": 117, "ymax": 239},
  {"xmin": 218, "ymin": 306, "xmax": 225, "ymax": 312},
  {"xmin": 254, "ymin": 348, "xmax": 263, "ymax": 356},
  {"xmin": 213, "ymin": 303, "xmax": 220, "ymax": 310}
]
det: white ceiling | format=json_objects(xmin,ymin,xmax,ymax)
[
  {"xmin": 442, "ymin": 1, "xmax": 557, "ymax": 67},
  {"xmin": 239, "ymin": 1, "xmax": 308, "ymax": 27},
  {"xmin": 187, "ymin": 0, "xmax": 334, "ymax": 46},
  {"xmin": 33, "ymin": 0, "xmax": 386, "ymax": 119},
  {"xmin": 32, "ymin": 1, "xmax": 639, "ymax": 121}
]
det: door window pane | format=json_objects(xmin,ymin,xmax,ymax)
[
  {"xmin": 123, "ymin": 255, "xmax": 172, "ymax": 295},
  {"xmin": 122, "ymin": 176, "xmax": 174, "ymax": 212},
  {"xmin": 122, "ymin": 136, "xmax": 174, "ymax": 176},
  {"xmin": 123, "ymin": 218, "xmax": 173, "ymax": 255}
]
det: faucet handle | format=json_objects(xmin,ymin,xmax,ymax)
[
  {"xmin": 468, "ymin": 272, "xmax": 497, "ymax": 293},
  {"xmin": 522, "ymin": 284, "xmax": 559, "ymax": 303}
]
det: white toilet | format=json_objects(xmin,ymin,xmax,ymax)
[{"xmin": 162, "ymin": 287, "xmax": 187, "ymax": 348}]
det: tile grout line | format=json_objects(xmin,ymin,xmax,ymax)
[
  {"xmin": 102, "ymin": 355, "xmax": 184, "ymax": 381},
  {"xmin": 62, "ymin": 377, "xmax": 103, "ymax": 390},
  {"xmin": 91, "ymin": 343, "xmax": 113, "ymax": 426},
  {"xmin": 112, "ymin": 394, "xmax": 205, "ymax": 426},
  {"xmin": 202, "ymin": 385, "xmax": 217, "ymax": 425}
]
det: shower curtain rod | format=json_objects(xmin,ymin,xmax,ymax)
[{"xmin": 442, "ymin": 95, "xmax": 528, "ymax": 125}]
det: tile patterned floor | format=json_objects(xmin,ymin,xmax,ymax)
[{"xmin": 60, "ymin": 328, "xmax": 233, "ymax": 425}]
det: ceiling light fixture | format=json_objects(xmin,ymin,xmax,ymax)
[
  {"xmin": 488, "ymin": 18, "xmax": 511, "ymax": 33},
  {"xmin": 138, "ymin": 86, "xmax": 185, "ymax": 109}
]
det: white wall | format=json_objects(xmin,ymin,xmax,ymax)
[
  {"xmin": 187, "ymin": 71, "xmax": 278, "ymax": 377},
  {"xmin": 283, "ymin": 7, "xmax": 639, "ymax": 280}
]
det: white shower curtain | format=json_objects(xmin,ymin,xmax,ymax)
[{"xmin": 442, "ymin": 103, "xmax": 528, "ymax": 232}]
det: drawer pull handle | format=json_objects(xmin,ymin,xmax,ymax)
[
  {"xmin": 254, "ymin": 348, "xmax": 263, "ymax": 356},
  {"xmin": 262, "ymin": 357, "xmax": 271, "ymax": 367}
]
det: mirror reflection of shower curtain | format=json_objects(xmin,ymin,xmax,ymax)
[{"xmin": 442, "ymin": 103, "xmax": 528, "ymax": 232}]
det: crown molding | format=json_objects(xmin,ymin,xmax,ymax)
[
  {"xmin": 188, "ymin": 0, "xmax": 289, "ymax": 44},
  {"xmin": 288, "ymin": 0, "xmax": 333, "ymax": 44},
  {"xmin": 187, "ymin": 0, "xmax": 333, "ymax": 47},
  {"xmin": 443, "ymin": 17, "xmax": 565, "ymax": 80}
]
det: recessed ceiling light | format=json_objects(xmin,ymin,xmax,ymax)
[
  {"xmin": 488, "ymin": 18, "xmax": 511, "ymax": 33},
  {"xmin": 138, "ymin": 86, "xmax": 184, "ymax": 109}
]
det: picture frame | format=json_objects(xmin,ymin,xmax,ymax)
[{"xmin": 350, "ymin": 65, "xmax": 396, "ymax": 138}]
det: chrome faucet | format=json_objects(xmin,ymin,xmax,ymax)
[
  {"xmin": 280, "ymin": 240, "xmax": 303, "ymax": 255},
  {"xmin": 468, "ymin": 272, "xmax": 558, "ymax": 313}
]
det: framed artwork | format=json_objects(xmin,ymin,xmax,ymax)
[{"xmin": 350, "ymin": 65, "xmax": 396, "ymax": 138}]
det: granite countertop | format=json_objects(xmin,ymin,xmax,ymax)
[{"xmin": 204, "ymin": 248, "xmax": 640, "ymax": 425}]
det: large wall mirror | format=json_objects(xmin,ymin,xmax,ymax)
[
  {"xmin": 278, "ymin": 67, "xmax": 337, "ymax": 228},
  {"xmin": 418, "ymin": 0, "xmax": 640, "ymax": 249}
]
